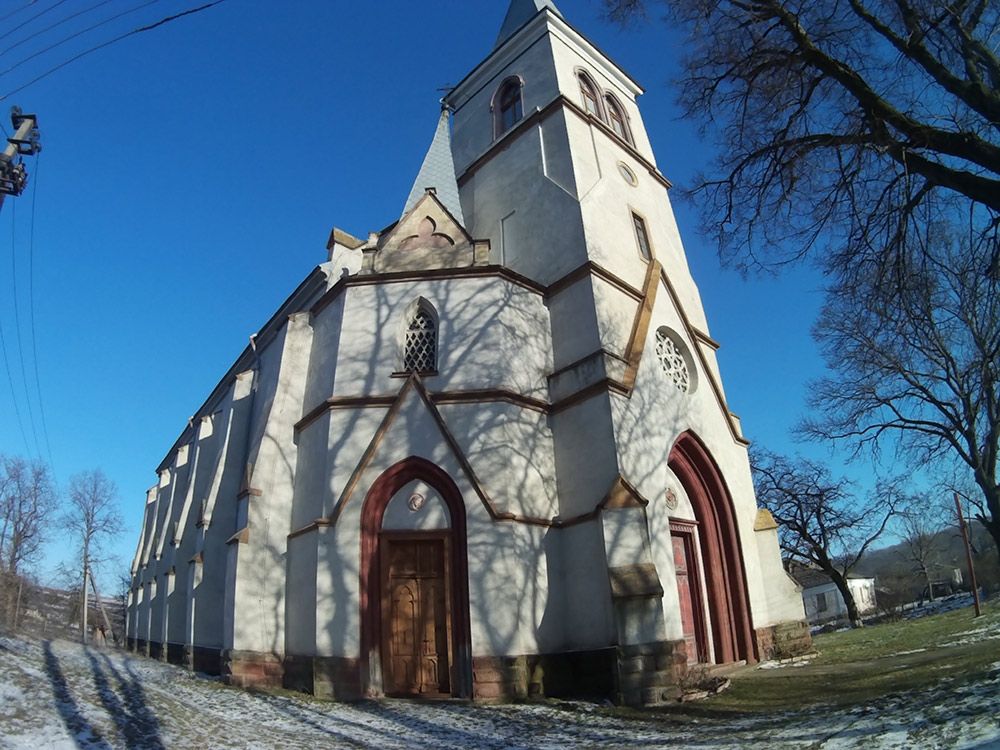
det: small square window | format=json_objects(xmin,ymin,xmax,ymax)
[{"xmin": 632, "ymin": 212, "xmax": 652, "ymax": 261}]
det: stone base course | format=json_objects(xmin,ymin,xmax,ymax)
[
  {"xmin": 471, "ymin": 648, "xmax": 619, "ymax": 702},
  {"xmin": 165, "ymin": 642, "xmax": 185, "ymax": 666},
  {"xmin": 615, "ymin": 640, "xmax": 686, "ymax": 706},
  {"xmin": 284, "ymin": 655, "xmax": 362, "ymax": 700},
  {"xmin": 123, "ymin": 619, "xmax": 811, "ymax": 705},
  {"xmin": 755, "ymin": 620, "xmax": 812, "ymax": 661},
  {"xmin": 222, "ymin": 649, "xmax": 284, "ymax": 689},
  {"xmin": 189, "ymin": 645, "xmax": 223, "ymax": 675}
]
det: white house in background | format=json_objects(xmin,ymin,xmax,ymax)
[
  {"xmin": 126, "ymin": 0, "xmax": 810, "ymax": 706},
  {"xmin": 789, "ymin": 565, "xmax": 878, "ymax": 624}
]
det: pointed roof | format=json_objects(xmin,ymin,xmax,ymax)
[
  {"xmin": 401, "ymin": 109, "xmax": 464, "ymax": 225},
  {"xmin": 495, "ymin": 0, "xmax": 562, "ymax": 48}
]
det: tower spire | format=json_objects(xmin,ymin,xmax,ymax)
[
  {"xmin": 494, "ymin": 0, "xmax": 562, "ymax": 48},
  {"xmin": 401, "ymin": 107, "xmax": 464, "ymax": 225}
]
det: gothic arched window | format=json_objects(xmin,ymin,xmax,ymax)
[
  {"xmin": 604, "ymin": 94, "xmax": 632, "ymax": 145},
  {"xmin": 495, "ymin": 77, "xmax": 523, "ymax": 137},
  {"xmin": 577, "ymin": 71, "xmax": 604, "ymax": 121},
  {"xmin": 403, "ymin": 303, "xmax": 438, "ymax": 373}
]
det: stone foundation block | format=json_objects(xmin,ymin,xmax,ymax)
[
  {"xmin": 222, "ymin": 649, "xmax": 284, "ymax": 690},
  {"xmin": 165, "ymin": 642, "xmax": 185, "ymax": 666},
  {"xmin": 190, "ymin": 645, "xmax": 222, "ymax": 675},
  {"xmin": 616, "ymin": 640, "xmax": 687, "ymax": 707},
  {"xmin": 756, "ymin": 620, "xmax": 812, "ymax": 661}
]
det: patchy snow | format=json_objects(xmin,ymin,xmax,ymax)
[
  {"xmin": 937, "ymin": 618, "xmax": 1000, "ymax": 648},
  {"xmin": 757, "ymin": 655, "xmax": 817, "ymax": 670},
  {"xmin": 901, "ymin": 593, "xmax": 985, "ymax": 621},
  {"xmin": 889, "ymin": 648, "xmax": 928, "ymax": 656},
  {"xmin": 1, "ymin": 636, "xmax": 998, "ymax": 749}
]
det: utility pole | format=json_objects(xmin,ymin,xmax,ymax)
[
  {"xmin": 0, "ymin": 106, "xmax": 41, "ymax": 211},
  {"xmin": 81, "ymin": 528, "xmax": 91, "ymax": 644},
  {"xmin": 82, "ymin": 559, "xmax": 89, "ymax": 644},
  {"xmin": 89, "ymin": 568, "xmax": 116, "ymax": 645},
  {"xmin": 954, "ymin": 492, "xmax": 982, "ymax": 617}
]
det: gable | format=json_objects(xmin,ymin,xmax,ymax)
[{"xmin": 363, "ymin": 190, "xmax": 489, "ymax": 274}]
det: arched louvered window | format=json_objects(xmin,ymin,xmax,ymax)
[
  {"xmin": 495, "ymin": 77, "xmax": 523, "ymax": 137},
  {"xmin": 578, "ymin": 71, "xmax": 604, "ymax": 121},
  {"xmin": 605, "ymin": 94, "xmax": 632, "ymax": 145},
  {"xmin": 403, "ymin": 306, "xmax": 438, "ymax": 373}
]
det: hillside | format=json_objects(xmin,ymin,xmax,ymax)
[{"xmin": 2, "ymin": 580, "xmax": 125, "ymax": 644}]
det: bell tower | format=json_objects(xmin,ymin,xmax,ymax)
[
  {"xmin": 444, "ymin": 0, "xmax": 717, "ymax": 389},
  {"xmin": 442, "ymin": 1, "xmax": 775, "ymax": 688}
]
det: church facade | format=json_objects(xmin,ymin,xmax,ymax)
[{"xmin": 126, "ymin": 0, "xmax": 810, "ymax": 705}]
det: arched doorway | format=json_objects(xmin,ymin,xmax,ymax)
[
  {"xmin": 359, "ymin": 456, "xmax": 471, "ymax": 697},
  {"xmin": 668, "ymin": 432, "xmax": 756, "ymax": 664}
]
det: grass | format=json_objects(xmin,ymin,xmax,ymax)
[{"xmin": 653, "ymin": 601, "xmax": 1000, "ymax": 719}]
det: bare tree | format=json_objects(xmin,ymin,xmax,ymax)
[
  {"xmin": 803, "ymin": 222, "xmax": 1000, "ymax": 557},
  {"xmin": 751, "ymin": 449, "xmax": 898, "ymax": 627},
  {"xmin": 604, "ymin": 0, "xmax": 1000, "ymax": 274},
  {"xmin": 63, "ymin": 470, "xmax": 123, "ymax": 643},
  {"xmin": 897, "ymin": 497, "xmax": 950, "ymax": 601},
  {"xmin": 0, "ymin": 455, "xmax": 56, "ymax": 629}
]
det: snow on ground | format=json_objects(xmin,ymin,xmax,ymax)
[
  {"xmin": 756, "ymin": 655, "xmax": 816, "ymax": 670},
  {"xmin": 902, "ymin": 593, "xmax": 985, "ymax": 621},
  {"xmin": 1, "ymin": 637, "xmax": 999, "ymax": 750},
  {"xmin": 938, "ymin": 618, "xmax": 1000, "ymax": 648}
]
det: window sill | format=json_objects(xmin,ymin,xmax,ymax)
[{"xmin": 390, "ymin": 370, "xmax": 439, "ymax": 378}]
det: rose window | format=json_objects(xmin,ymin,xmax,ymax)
[
  {"xmin": 403, "ymin": 310, "xmax": 437, "ymax": 373},
  {"xmin": 655, "ymin": 328, "xmax": 691, "ymax": 392}
]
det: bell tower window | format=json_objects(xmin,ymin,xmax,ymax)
[
  {"xmin": 605, "ymin": 94, "xmax": 632, "ymax": 145},
  {"xmin": 494, "ymin": 77, "xmax": 523, "ymax": 138},
  {"xmin": 577, "ymin": 71, "xmax": 604, "ymax": 121}
]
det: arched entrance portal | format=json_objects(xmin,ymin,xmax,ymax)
[
  {"xmin": 668, "ymin": 432, "xmax": 756, "ymax": 664},
  {"xmin": 359, "ymin": 456, "xmax": 471, "ymax": 698}
]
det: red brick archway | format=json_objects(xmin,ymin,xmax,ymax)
[
  {"xmin": 359, "ymin": 456, "xmax": 471, "ymax": 697},
  {"xmin": 668, "ymin": 432, "xmax": 757, "ymax": 663}
]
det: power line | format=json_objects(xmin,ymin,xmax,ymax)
[
  {"xmin": 0, "ymin": 0, "xmax": 115, "ymax": 60},
  {"xmin": 0, "ymin": 0, "xmax": 69, "ymax": 44},
  {"xmin": 0, "ymin": 310, "xmax": 30, "ymax": 454},
  {"xmin": 0, "ymin": 2, "xmax": 38, "ymax": 26},
  {"xmin": 0, "ymin": 0, "xmax": 161, "ymax": 79},
  {"xmin": 27, "ymin": 152, "xmax": 52, "ymax": 469},
  {"xmin": 0, "ymin": 201, "xmax": 31, "ymax": 455},
  {"xmin": 0, "ymin": 0, "xmax": 227, "ymax": 102},
  {"xmin": 9, "ymin": 197, "xmax": 42, "ymax": 458}
]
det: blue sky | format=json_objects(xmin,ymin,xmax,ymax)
[{"xmin": 0, "ymin": 0, "xmax": 846, "ymax": 584}]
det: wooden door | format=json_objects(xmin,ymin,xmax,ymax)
[
  {"xmin": 381, "ymin": 536, "xmax": 451, "ymax": 696},
  {"xmin": 672, "ymin": 531, "xmax": 705, "ymax": 664}
]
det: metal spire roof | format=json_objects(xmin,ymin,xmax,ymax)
[
  {"xmin": 494, "ymin": 0, "xmax": 562, "ymax": 48},
  {"xmin": 401, "ymin": 108, "xmax": 464, "ymax": 225}
]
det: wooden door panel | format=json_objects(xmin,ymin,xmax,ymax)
[
  {"xmin": 382, "ymin": 536, "xmax": 451, "ymax": 695},
  {"xmin": 672, "ymin": 531, "xmax": 703, "ymax": 664},
  {"xmin": 387, "ymin": 581, "xmax": 418, "ymax": 693}
]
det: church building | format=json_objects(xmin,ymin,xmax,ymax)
[{"xmin": 126, "ymin": 0, "xmax": 810, "ymax": 705}]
